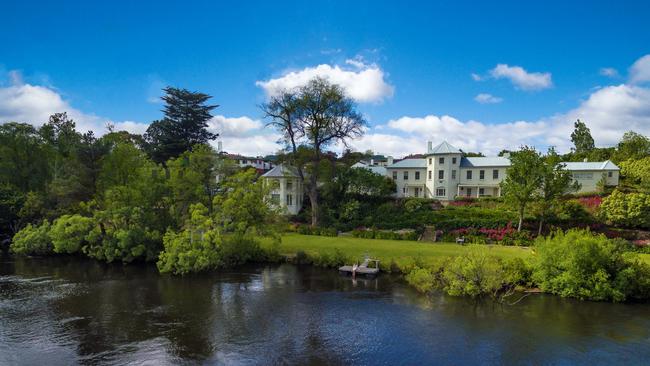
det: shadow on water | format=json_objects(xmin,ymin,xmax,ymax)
[{"xmin": 2, "ymin": 254, "xmax": 650, "ymax": 365}]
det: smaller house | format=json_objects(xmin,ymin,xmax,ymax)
[
  {"xmin": 261, "ymin": 164, "xmax": 304, "ymax": 215},
  {"xmin": 563, "ymin": 160, "xmax": 620, "ymax": 192},
  {"xmin": 351, "ymin": 161, "xmax": 388, "ymax": 176}
]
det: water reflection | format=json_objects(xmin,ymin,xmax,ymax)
[{"xmin": 1, "ymin": 255, "xmax": 649, "ymax": 365}]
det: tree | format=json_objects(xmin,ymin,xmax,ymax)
[
  {"xmin": 620, "ymin": 157, "xmax": 650, "ymax": 192},
  {"xmin": 262, "ymin": 77, "xmax": 366, "ymax": 226},
  {"xmin": 500, "ymin": 146, "xmax": 544, "ymax": 231},
  {"xmin": 144, "ymin": 87, "xmax": 219, "ymax": 163},
  {"xmin": 599, "ymin": 190, "xmax": 650, "ymax": 229},
  {"xmin": 0, "ymin": 122, "xmax": 51, "ymax": 192},
  {"xmin": 570, "ymin": 119, "xmax": 595, "ymax": 153},
  {"xmin": 613, "ymin": 131, "xmax": 650, "ymax": 163}
]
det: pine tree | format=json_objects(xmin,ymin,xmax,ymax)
[
  {"xmin": 144, "ymin": 87, "xmax": 219, "ymax": 163},
  {"xmin": 570, "ymin": 119, "xmax": 595, "ymax": 153}
]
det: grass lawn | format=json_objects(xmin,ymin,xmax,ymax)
[
  {"xmin": 262, "ymin": 234, "xmax": 650, "ymax": 269},
  {"xmin": 263, "ymin": 233, "xmax": 534, "ymax": 270}
]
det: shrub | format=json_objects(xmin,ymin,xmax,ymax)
[
  {"xmin": 406, "ymin": 267, "xmax": 436, "ymax": 293},
  {"xmin": 220, "ymin": 235, "xmax": 264, "ymax": 267},
  {"xmin": 532, "ymin": 229, "xmax": 650, "ymax": 301},
  {"xmin": 351, "ymin": 228, "xmax": 419, "ymax": 241},
  {"xmin": 296, "ymin": 225, "xmax": 337, "ymax": 237},
  {"xmin": 49, "ymin": 214, "xmax": 94, "ymax": 254},
  {"xmin": 10, "ymin": 221, "xmax": 52, "ymax": 255},
  {"xmin": 599, "ymin": 190, "xmax": 650, "ymax": 229},
  {"xmin": 441, "ymin": 247, "xmax": 511, "ymax": 298}
]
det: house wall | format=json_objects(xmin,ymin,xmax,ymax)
[
  {"xmin": 425, "ymin": 153, "xmax": 462, "ymax": 201},
  {"xmin": 386, "ymin": 167, "xmax": 427, "ymax": 198},
  {"xmin": 266, "ymin": 177, "xmax": 303, "ymax": 215},
  {"xmin": 571, "ymin": 170, "xmax": 619, "ymax": 193}
]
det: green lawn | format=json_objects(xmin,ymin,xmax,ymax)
[
  {"xmin": 264, "ymin": 234, "xmax": 533, "ymax": 269},
  {"xmin": 263, "ymin": 234, "xmax": 650, "ymax": 269}
]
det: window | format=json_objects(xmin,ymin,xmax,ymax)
[
  {"xmin": 428, "ymin": 170, "xmax": 432, "ymax": 179},
  {"xmin": 436, "ymin": 188, "xmax": 446, "ymax": 197},
  {"xmin": 493, "ymin": 169, "xmax": 499, "ymax": 179},
  {"xmin": 572, "ymin": 172, "xmax": 594, "ymax": 180},
  {"xmin": 415, "ymin": 171, "xmax": 420, "ymax": 180},
  {"xmin": 438, "ymin": 170, "xmax": 444, "ymax": 179},
  {"xmin": 402, "ymin": 187, "xmax": 406, "ymax": 194},
  {"xmin": 271, "ymin": 194, "xmax": 280, "ymax": 204},
  {"xmin": 452, "ymin": 157, "xmax": 457, "ymax": 164},
  {"xmin": 286, "ymin": 181, "xmax": 293, "ymax": 190},
  {"xmin": 428, "ymin": 158, "xmax": 432, "ymax": 164},
  {"xmin": 479, "ymin": 188, "xmax": 485, "ymax": 196},
  {"xmin": 451, "ymin": 170, "xmax": 456, "ymax": 180},
  {"xmin": 392, "ymin": 171, "xmax": 397, "ymax": 180},
  {"xmin": 286, "ymin": 194, "xmax": 293, "ymax": 206},
  {"xmin": 479, "ymin": 170, "xmax": 485, "ymax": 180},
  {"xmin": 439, "ymin": 157, "xmax": 445, "ymax": 164},
  {"xmin": 466, "ymin": 170, "xmax": 472, "ymax": 180},
  {"xmin": 404, "ymin": 171, "xmax": 409, "ymax": 180},
  {"xmin": 608, "ymin": 171, "xmax": 613, "ymax": 178},
  {"xmin": 466, "ymin": 188, "xmax": 472, "ymax": 197}
]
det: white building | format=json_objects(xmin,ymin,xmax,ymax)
[
  {"xmin": 261, "ymin": 164, "xmax": 304, "ymax": 215},
  {"xmin": 379, "ymin": 141, "xmax": 619, "ymax": 200}
]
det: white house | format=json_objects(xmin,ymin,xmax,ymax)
[
  {"xmin": 379, "ymin": 141, "xmax": 619, "ymax": 200},
  {"xmin": 261, "ymin": 164, "xmax": 304, "ymax": 215}
]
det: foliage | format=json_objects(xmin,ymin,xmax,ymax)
[
  {"xmin": 49, "ymin": 214, "xmax": 94, "ymax": 254},
  {"xmin": 405, "ymin": 267, "xmax": 436, "ymax": 293},
  {"xmin": 262, "ymin": 77, "xmax": 366, "ymax": 226},
  {"xmin": 501, "ymin": 146, "xmax": 544, "ymax": 231},
  {"xmin": 10, "ymin": 221, "xmax": 52, "ymax": 255},
  {"xmin": 620, "ymin": 157, "xmax": 650, "ymax": 191},
  {"xmin": 598, "ymin": 190, "xmax": 650, "ymax": 229},
  {"xmin": 296, "ymin": 225, "xmax": 338, "ymax": 237},
  {"xmin": 613, "ymin": 131, "xmax": 650, "ymax": 163},
  {"xmin": 351, "ymin": 228, "xmax": 419, "ymax": 241},
  {"xmin": 144, "ymin": 87, "xmax": 218, "ymax": 163},
  {"xmin": 532, "ymin": 229, "xmax": 650, "ymax": 301},
  {"xmin": 570, "ymin": 119, "xmax": 595, "ymax": 153}
]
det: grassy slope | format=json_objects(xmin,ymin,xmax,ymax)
[
  {"xmin": 263, "ymin": 234, "xmax": 650, "ymax": 268},
  {"xmin": 264, "ymin": 234, "xmax": 533, "ymax": 269}
]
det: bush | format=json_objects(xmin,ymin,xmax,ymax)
[
  {"xmin": 441, "ymin": 247, "xmax": 511, "ymax": 298},
  {"xmin": 49, "ymin": 214, "xmax": 94, "ymax": 254},
  {"xmin": 220, "ymin": 235, "xmax": 264, "ymax": 267},
  {"xmin": 351, "ymin": 228, "xmax": 419, "ymax": 241},
  {"xmin": 296, "ymin": 225, "xmax": 338, "ymax": 237},
  {"xmin": 405, "ymin": 267, "xmax": 436, "ymax": 293},
  {"xmin": 10, "ymin": 221, "xmax": 52, "ymax": 255},
  {"xmin": 599, "ymin": 190, "xmax": 650, "ymax": 229},
  {"xmin": 532, "ymin": 229, "xmax": 650, "ymax": 301}
]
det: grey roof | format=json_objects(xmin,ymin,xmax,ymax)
[
  {"xmin": 428, "ymin": 141, "xmax": 462, "ymax": 155},
  {"xmin": 386, "ymin": 158, "xmax": 427, "ymax": 169},
  {"xmin": 352, "ymin": 162, "xmax": 388, "ymax": 176},
  {"xmin": 561, "ymin": 160, "xmax": 620, "ymax": 171},
  {"xmin": 261, "ymin": 164, "xmax": 300, "ymax": 178},
  {"xmin": 460, "ymin": 157, "xmax": 511, "ymax": 168}
]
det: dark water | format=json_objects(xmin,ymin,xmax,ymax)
[{"xmin": 1, "ymin": 256, "xmax": 650, "ymax": 366}]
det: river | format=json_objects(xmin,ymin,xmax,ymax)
[{"xmin": 1, "ymin": 255, "xmax": 649, "ymax": 365}]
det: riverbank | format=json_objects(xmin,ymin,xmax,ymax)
[{"xmin": 262, "ymin": 233, "xmax": 650, "ymax": 270}]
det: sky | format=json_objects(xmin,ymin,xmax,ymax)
[{"xmin": 1, "ymin": 0, "xmax": 650, "ymax": 157}]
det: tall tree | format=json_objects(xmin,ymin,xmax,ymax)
[
  {"xmin": 500, "ymin": 146, "xmax": 544, "ymax": 232},
  {"xmin": 262, "ymin": 77, "xmax": 366, "ymax": 226},
  {"xmin": 144, "ymin": 87, "xmax": 219, "ymax": 163},
  {"xmin": 535, "ymin": 147, "xmax": 580, "ymax": 235},
  {"xmin": 613, "ymin": 131, "xmax": 650, "ymax": 163},
  {"xmin": 570, "ymin": 119, "xmax": 595, "ymax": 153}
]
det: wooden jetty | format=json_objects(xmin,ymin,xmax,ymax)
[{"xmin": 339, "ymin": 258, "xmax": 380, "ymax": 277}]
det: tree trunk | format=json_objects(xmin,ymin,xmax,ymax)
[
  {"xmin": 308, "ymin": 185, "xmax": 319, "ymax": 227},
  {"xmin": 517, "ymin": 206, "xmax": 524, "ymax": 232},
  {"xmin": 537, "ymin": 215, "xmax": 544, "ymax": 236}
]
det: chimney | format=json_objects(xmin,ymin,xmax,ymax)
[
  {"xmin": 387, "ymin": 156, "xmax": 394, "ymax": 165},
  {"xmin": 427, "ymin": 141, "xmax": 433, "ymax": 151},
  {"xmin": 217, "ymin": 141, "xmax": 223, "ymax": 152}
]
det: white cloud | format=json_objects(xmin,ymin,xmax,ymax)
[
  {"xmin": 489, "ymin": 64, "xmax": 552, "ymax": 90},
  {"xmin": 470, "ymin": 73, "xmax": 483, "ymax": 81},
  {"xmin": 629, "ymin": 54, "xmax": 650, "ymax": 84},
  {"xmin": 474, "ymin": 93, "xmax": 503, "ymax": 104},
  {"xmin": 208, "ymin": 115, "xmax": 263, "ymax": 137},
  {"xmin": 350, "ymin": 83, "xmax": 650, "ymax": 157},
  {"xmin": 255, "ymin": 60, "xmax": 394, "ymax": 103},
  {"xmin": 599, "ymin": 67, "xmax": 619, "ymax": 78}
]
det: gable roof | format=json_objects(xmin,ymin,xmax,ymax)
[
  {"xmin": 352, "ymin": 161, "xmax": 388, "ymax": 176},
  {"xmin": 428, "ymin": 141, "xmax": 462, "ymax": 155},
  {"xmin": 460, "ymin": 157, "xmax": 511, "ymax": 167},
  {"xmin": 561, "ymin": 160, "xmax": 620, "ymax": 171},
  {"xmin": 261, "ymin": 164, "xmax": 300, "ymax": 178},
  {"xmin": 386, "ymin": 158, "xmax": 426, "ymax": 169}
]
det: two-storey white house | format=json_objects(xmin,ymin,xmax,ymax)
[
  {"xmin": 381, "ymin": 141, "xmax": 619, "ymax": 200},
  {"xmin": 261, "ymin": 164, "xmax": 304, "ymax": 215}
]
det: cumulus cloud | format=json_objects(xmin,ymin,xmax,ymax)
[
  {"xmin": 489, "ymin": 64, "xmax": 552, "ymax": 90},
  {"xmin": 349, "ymin": 83, "xmax": 650, "ymax": 157},
  {"xmin": 600, "ymin": 67, "xmax": 619, "ymax": 78},
  {"xmin": 255, "ymin": 59, "xmax": 394, "ymax": 103},
  {"xmin": 208, "ymin": 115, "xmax": 264, "ymax": 137},
  {"xmin": 474, "ymin": 93, "xmax": 503, "ymax": 104},
  {"xmin": 0, "ymin": 77, "xmax": 148, "ymax": 135},
  {"xmin": 629, "ymin": 54, "xmax": 650, "ymax": 84}
]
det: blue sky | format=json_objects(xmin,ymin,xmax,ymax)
[{"xmin": 2, "ymin": 0, "xmax": 650, "ymax": 156}]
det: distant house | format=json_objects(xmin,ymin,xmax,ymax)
[
  {"xmin": 373, "ymin": 141, "xmax": 619, "ymax": 200},
  {"xmin": 261, "ymin": 164, "xmax": 304, "ymax": 215}
]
